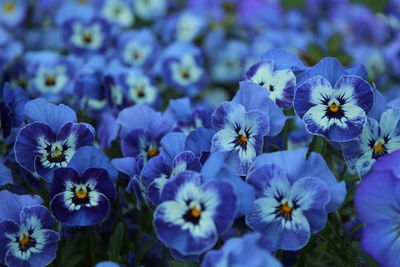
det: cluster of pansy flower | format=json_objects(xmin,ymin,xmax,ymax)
[{"xmin": 0, "ymin": 0, "xmax": 400, "ymax": 266}]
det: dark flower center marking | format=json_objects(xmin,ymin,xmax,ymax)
[
  {"xmin": 72, "ymin": 185, "xmax": 91, "ymax": 205},
  {"xmin": 47, "ymin": 145, "xmax": 67, "ymax": 163},
  {"xmin": 231, "ymin": 122, "xmax": 252, "ymax": 150},
  {"xmin": 18, "ymin": 234, "xmax": 36, "ymax": 252},
  {"xmin": 114, "ymin": 7, "xmax": 121, "ymax": 15},
  {"xmin": 278, "ymin": 202, "xmax": 293, "ymax": 219},
  {"xmin": 259, "ymin": 81, "xmax": 265, "ymax": 86},
  {"xmin": 269, "ymin": 85, "xmax": 275, "ymax": 92},
  {"xmin": 83, "ymin": 33, "xmax": 92, "ymax": 43},
  {"xmin": 137, "ymin": 88, "xmax": 145, "ymax": 98},
  {"xmin": 132, "ymin": 51, "xmax": 141, "ymax": 60},
  {"xmin": 183, "ymin": 207, "xmax": 201, "ymax": 224},
  {"xmin": 325, "ymin": 101, "xmax": 345, "ymax": 120},
  {"xmin": 147, "ymin": 146, "xmax": 159, "ymax": 159},
  {"xmin": 45, "ymin": 76, "xmax": 56, "ymax": 86},
  {"xmin": 3, "ymin": 2, "xmax": 14, "ymax": 13},
  {"xmin": 181, "ymin": 69, "xmax": 190, "ymax": 79},
  {"xmin": 369, "ymin": 136, "xmax": 389, "ymax": 159}
]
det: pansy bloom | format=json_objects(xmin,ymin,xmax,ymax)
[
  {"xmin": 14, "ymin": 98, "xmax": 95, "ymax": 182},
  {"xmin": 0, "ymin": 0, "xmax": 27, "ymax": 28},
  {"xmin": 0, "ymin": 83, "xmax": 28, "ymax": 139},
  {"xmin": 244, "ymin": 60, "xmax": 296, "ymax": 109},
  {"xmin": 294, "ymin": 75, "xmax": 374, "ymax": 142},
  {"xmin": 117, "ymin": 104, "xmax": 171, "ymax": 162},
  {"xmin": 50, "ymin": 146, "xmax": 117, "ymax": 226},
  {"xmin": 341, "ymin": 108, "xmax": 400, "ymax": 177},
  {"xmin": 246, "ymin": 163, "xmax": 330, "ymax": 250},
  {"xmin": 155, "ymin": 42, "xmax": 207, "ymax": 96},
  {"xmin": 0, "ymin": 190, "xmax": 59, "ymax": 267},
  {"xmin": 62, "ymin": 17, "xmax": 111, "ymax": 55},
  {"xmin": 355, "ymin": 151, "xmax": 400, "ymax": 267},
  {"xmin": 153, "ymin": 171, "xmax": 237, "ymax": 256},
  {"xmin": 117, "ymin": 29, "xmax": 159, "ymax": 68},
  {"xmin": 202, "ymin": 233, "xmax": 282, "ymax": 267}
]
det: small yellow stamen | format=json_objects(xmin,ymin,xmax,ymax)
[
  {"xmin": 137, "ymin": 88, "xmax": 145, "ymax": 97},
  {"xmin": 181, "ymin": 70, "xmax": 190, "ymax": 79},
  {"xmin": 75, "ymin": 188, "xmax": 87, "ymax": 199},
  {"xmin": 279, "ymin": 202, "xmax": 293, "ymax": 218},
  {"xmin": 3, "ymin": 2, "xmax": 15, "ymax": 13},
  {"xmin": 51, "ymin": 147, "xmax": 63, "ymax": 159},
  {"xmin": 190, "ymin": 208, "xmax": 201, "ymax": 218},
  {"xmin": 147, "ymin": 147, "xmax": 158, "ymax": 158},
  {"xmin": 83, "ymin": 33, "xmax": 92, "ymax": 43},
  {"xmin": 238, "ymin": 135, "xmax": 247, "ymax": 145},
  {"xmin": 329, "ymin": 103, "xmax": 340, "ymax": 113},
  {"xmin": 373, "ymin": 142, "xmax": 385, "ymax": 155},
  {"xmin": 46, "ymin": 76, "xmax": 56, "ymax": 86},
  {"xmin": 19, "ymin": 234, "xmax": 30, "ymax": 246}
]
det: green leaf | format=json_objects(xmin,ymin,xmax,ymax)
[
  {"xmin": 168, "ymin": 259, "xmax": 199, "ymax": 267},
  {"xmin": 108, "ymin": 222, "xmax": 125, "ymax": 262}
]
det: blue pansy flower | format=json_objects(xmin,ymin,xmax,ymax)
[
  {"xmin": 0, "ymin": 190, "xmax": 59, "ymax": 267},
  {"xmin": 50, "ymin": 146, "xmax": 117, "ymax": 226},
  {"xmin": 140, "ymin": 132, "xmax": 201, "ymax": 205},
  {"xmin": 341, "ymin": 108, "xmax": 400, "ymax": 178},
  {"xmin": 294, "ymin": 75, "xmax": 374, "ymax": 142},
  {"xmin": 0, "ymin": 83, "xmax": 29, "ymax": 139},
  {"xmin": 155, "ymin": 42, "xmax": 208, "ymax": 96},
  {"xmin": 355, "ymin": 150, "xmax": 400, "ymax": 267},
  {"xmin": 202, "ymin": 232, "xmax": 282, "ymax": 267},
  {"xmin": 62, "ymin": 16, "xmax": 111, "ymax": 55},
  {"xmin": 158, "ymin": 10, "xmax": 208, "ymax": 43},
  {"xmin": 117, "ymin": 29, "xmax": 159, "ymax": 68},
  {"xmin": 244, "ymin": 59, "xmax": 295, "ymax": 109},
  {"xmin": 245, "ymin": 163, "xmax": 330, "ymax": 250},
  {"xmin": 133, "ymin": 0, "xmax": 167, "ymax": 21},
  {"xmin": 253, "ymin": 148, "xmax": 346, "ymax": 213},
  {"xmin": 153, "ymin": 171, "xmax": 237, "ymax": 256},
  {"xmin": 14, "ymin": 98, "xmax": 95, "ymax": 182},
  {"xmin": 99, "ymin": 0, "xmax": 134, "ymax": 28},
  {"xmin": 164, "ymin": 97, "xmax": 212, "ymax": 134},
  {"xmin": 0, "ymin": 0, "xmax": 27, "ymax": 28},
  {"xmin": 211, "ymin": 101, "xmax": 269, "ymax": 175},
  {"xmin": 25, "ymin": 51, "xmax": 78, "ymax": 102},
  {"xmin": 117, "ymin": 104, "xmax": 171, "ymax": 162},
  {"xmin": 118, "ymin": 68, "xmax": 160, "ymax": 107}
]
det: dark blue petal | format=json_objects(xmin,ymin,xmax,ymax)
[
  {"xmin": 159, "ymin": 132, "xmax": 187, "ymax": 166},
  {"xmin": 51, "ymin": 168, "xmax": 80, "ymax": 197},
  {"xmin": 15, "ymin": 122, "xmax": 56, "ymax": 173},
  {"xmin": 50, "ymin": 192, "xmax": 110, "ymax": 226},
  {"xmin": 20, "ymin": 205, "xmax": 54, "ymax": 230},
  {"xmin": 68, "ymin": 146, "xmax": 118, "ymax": 181},
  {"xmin": 82, "ymin": 168, "xmax": 117, "ymax": 200}
]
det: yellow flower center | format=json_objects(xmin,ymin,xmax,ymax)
[
  {"xmin": 75, "ymin": 188, "xmax": 88, "ymax": 199},
  {"xmin": 181, "ymin": 70, "xmax": 190, "ymax": 79},
  {"xmin": 137, "ymin": 88, "xmax": 145, "ymax": 97},
  {"xmin": 278, "ymin": 202, "xmax": 293, "ymax": 218},
  {"xmin": 189, "ymin": 207, "xmax": 201, "ymax": 219},
  {"xmin": 46, "ymin": 76, "xmax": 56, "ymax": 86},
  {"xmin": 238, "ymin": 134, "xmax": 247, "ymax": 145},
  {"xmin": 19, "ymin": 234, "xmax": 30, "ymax": 246},
  {"xmin": 147, "ymin": 147, "xmax": 158, "ymax": 158},
  {"xmin": 329, "ymin": 103, "xmax": 340, "ymax": 113},
  {"xmin": 373, "ymin": 142, "xmax": 385, "ymax": 155},
  {"xmin": 3, "ymin": 2, "xmax": 15, "ymax": 13},
  {"xmin": 83, "ymin": 33, "xmax": 92, "ymax": 43}
]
